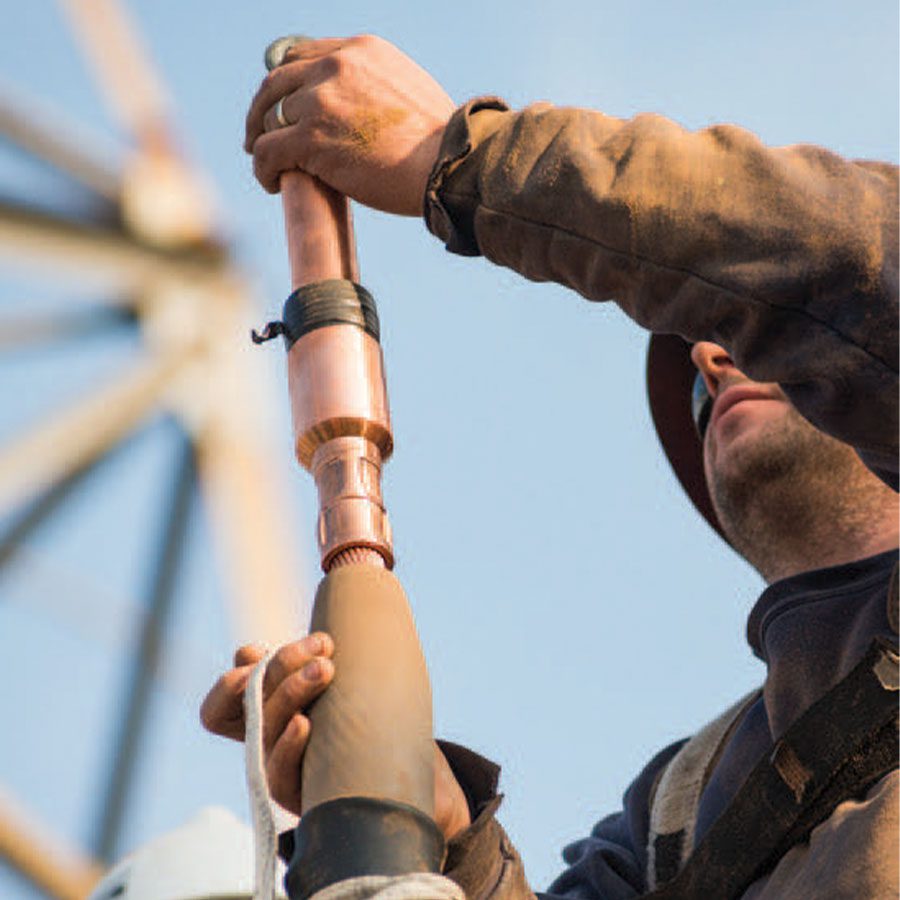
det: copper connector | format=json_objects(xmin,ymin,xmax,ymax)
[
  {"xmin": 287, "ymin": 324, "xmax": 392, "ymax": 471},
  {"xmin": 311, "ymin": 437, "xmax": 393, "ymax": 570},
  {"xmin": 279, "ymin": 169, "xmax": 393, "ymax": 571}
]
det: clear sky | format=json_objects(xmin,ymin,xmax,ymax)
[{"xmin": 0, "ymin": 0, "xmax": 897, "ymax": 895}]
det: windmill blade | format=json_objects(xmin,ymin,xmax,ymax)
[
  {"xmin": 0, "ymin": 352, "xmax": 186, "ymax": 513},
  {"xmin": 0, "ymin": 199, "xmax": 223, "ymax": 289},
  {"xmin": 0, "ymin": 306, "xmax": 136, "ymax": 353},
  {"xmin": 197, "ymin": 416, "xmax": 305, "ymax": 648},
  {"xmin": 0, "ymin": 790, "xmax": 101, "ymax": 900},
  {"xmin": 187, "ymin": 271, "xmax": 306, "ymax": 646},
  {"xmin": 0, "ymin": 84, "xmax": 122, "ymax": 202},
  {"xmin": 56, "ymin": 0, "xmax": 171, "ymax": 150},
  {"xmin": 57, "ymin": 0, "xmax": 219, "ymax": 249}
]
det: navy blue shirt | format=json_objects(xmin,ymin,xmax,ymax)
[{"xmin": 545, "ymin": 549, "xmax": 897, "ymax": 898}]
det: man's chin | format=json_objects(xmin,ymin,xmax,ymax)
[
  {"xmin": 707, "ymin": 416, "xmax": 789, "ymax": 484},
  {"xmin": 706, "ymin": 409, "xmax": 819, "ymax": 538}
]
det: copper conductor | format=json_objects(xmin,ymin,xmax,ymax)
[
  {"xmin": 282, "ymin": 172, "xmax": 359, "ymax": 287},
  {"xmin": 281, "ymin": 170, "xmax": 393, "ymax": 571}
]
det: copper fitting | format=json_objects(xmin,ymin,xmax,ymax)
[
  {"xmin": 287, "ymin": 324, "xmax": 392, "ymax": 471},
  {"xmin": 311, "ymin": 436, "xmax": 393, "ymax": 570}
]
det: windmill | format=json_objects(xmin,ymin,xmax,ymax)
[{"xmin": 0, "ymin": 2, "xmax": 304, "ymax": 896}]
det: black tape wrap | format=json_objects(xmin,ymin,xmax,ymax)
[
  {"xmin": 285, "ymin": 797, "xmax": 446, "ymax": 898},
  {"xmin": 281, "ymin": 279, "xmax": 380, "ymax": 348}
]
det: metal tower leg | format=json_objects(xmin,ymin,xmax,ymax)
[{"xmin": 93, "ymin": 423, "xmax": 195, "ymax": 862}]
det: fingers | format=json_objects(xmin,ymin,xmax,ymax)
[
  {"xmin": 245, "ymin": 39, "xmax": 347, "ymax": 150},
  {"xmin": 263, "ymin": 632, "xmax": 334, "ymax": 697},
  {"xmin": 200, "ymin": 634, "xmax": 332, "ymax": 740},
  {"xmin": 245, "ymin": 63, "xmax": 311, "ymax": 150},
  {"xmin": 200, "ymin": 662, "xmax": 257, "ymax": 740},
  {"xmin": 267, "ymin": 713, "xmax": 310, "ymax": 815},
  {"xmin": 262, "ymin": 655, "xmax": 334, "ymax": 753},
  {"xmin": 281, "ymin": 37, "xmax": 346, "ymax": 63},
  {"xmin": 234, "ymin": 643, "xmax": 267, "ymax": 667},
  {"xmin": 251, "ymin": 122, "xmax": 316, "ymax": 194}
]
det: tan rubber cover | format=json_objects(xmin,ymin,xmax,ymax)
[{"xmin": 301, "ymin": 565, "xmax": 435, "ymax": 817}]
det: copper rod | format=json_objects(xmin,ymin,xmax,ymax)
[
  {"xmin": 281, "ymin": 172, "xmax": 359, "ymax": 288},
  {"xmin": 278, "ymin": 165, "xmax": 390, "ymax": 569}
]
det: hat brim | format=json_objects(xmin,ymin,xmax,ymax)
[{"xmin": 646, "ymin": 333, "xmax": 727, "ymax": 542}]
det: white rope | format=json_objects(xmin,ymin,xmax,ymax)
[
  {"xmin": 309, "ymin": 873, "xmax": 465, "ymax": 900},
  {"xmin": 242, "ymin": 653, "xmax": 460, "ymax": 900},
  {"xmin": 245, "ymin": 650, "xmax": 278, "ymax": 900}
]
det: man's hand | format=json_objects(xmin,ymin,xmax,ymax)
[
  {"xmin": 245, "ymin": 35, "xmax": 456, "ymax": 216},
  {"xmin": 200, "ymin": 635, "xmax": 335, "ymax": 815},
  {"xmin": 200, "ymin": 636, "xmax": 472, "ymax": 840}
]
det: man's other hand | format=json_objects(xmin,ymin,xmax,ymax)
[
  {"xmin": 245, "ymin": 35, "xmax": 455, "ymax": 216},
  {"xmin": 200, "ymin": 635, "xmax": 335, "ymax": 815},
  {"xmin": 200, "ymin": 636, "xmax": 472, "ymax": 840}
]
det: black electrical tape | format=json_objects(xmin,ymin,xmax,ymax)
[
  {"xmin": 285, "ymin": 796, "xmax": 445, "ymax": 899},
  {"xmin": 281, "ymin": 279, "xmax": 380, "ymax": 348}
]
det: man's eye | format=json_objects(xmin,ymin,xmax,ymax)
[{"xmin": 692, "ymin": 372, "xmax": 712, "ymax": 439}]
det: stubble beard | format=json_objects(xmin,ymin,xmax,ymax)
[{"xmin": 707, "ymin": 405, "xmax": 883, "ymax": 582}]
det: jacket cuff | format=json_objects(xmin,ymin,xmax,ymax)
[
  {"xmin": 424, "ymin": 97, "xmax": 510, "ymax": 256},
  {"xmin": 438, "ymin": 742, "xmax": 533, "ymax": 899}
]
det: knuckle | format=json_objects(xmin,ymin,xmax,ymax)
[{"xmin": 319, "ymin": 53, "xmax": 341, "ymax": 79}]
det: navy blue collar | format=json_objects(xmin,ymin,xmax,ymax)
[{"xmin": 746, "ymin": 548, "xmax": 898, "ymax": 661}]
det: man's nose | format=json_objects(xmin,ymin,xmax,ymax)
[{"xmin": 690, "ymin": 341, "xmax": 736, "ymax": 397}]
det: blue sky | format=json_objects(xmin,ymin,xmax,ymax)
[{"xmin": 0, "ymin": 1, "xmax": 896, "ymax": 894}]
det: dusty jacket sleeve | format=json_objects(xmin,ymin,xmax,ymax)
[
  {"xmin": 424, "ymin": 99, "xmax": 899, "ymax": 479},
  {"xmin": 437, "ymin": 740, "xmax": 685, "ymax": 899},
  {"xmin": 438, "ymin": 742, "xmax": 537, "ymax": 899}
]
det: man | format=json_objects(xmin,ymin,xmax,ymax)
[{"xmin": 201, "ymin": 35, "xmax": 898, "ymax": 898}]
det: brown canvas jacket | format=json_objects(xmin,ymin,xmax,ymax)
[{"xmin": 424, "ymin": 101, "xmax": 899, "ymax": 899}]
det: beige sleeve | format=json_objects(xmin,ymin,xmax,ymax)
[{"xmin": 740, "ymin": 770, "xmax": 898, "ymax": 899}]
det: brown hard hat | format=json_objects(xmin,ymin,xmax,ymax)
[{"xmin": 646, "ymin": 333, "xmax": 727, "ymax": 542}]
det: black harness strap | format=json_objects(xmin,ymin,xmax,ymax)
[{"xmin": 644, "ymin": 638, "xmax": 899, "ymax": 900}]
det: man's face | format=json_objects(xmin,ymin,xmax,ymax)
[
  {"xmin": 689, "ymin": 339, "xmax": 900, "ymax": 582},
  {"xmin": 691, "ymin": 339, "xmax": 832, "ymax": 566},
  {"xmin": 690, "ymin": 341, "xmax": 795, "ymax": 489},
  {"xmin": 688, "ymin": 341, "xmax": 897, "ymax": 581}
]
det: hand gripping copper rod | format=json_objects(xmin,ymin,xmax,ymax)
[{"xmin": 260, "ymin": 37, "xmax": 442, "ymax": 896}]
